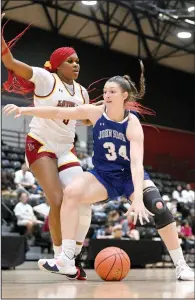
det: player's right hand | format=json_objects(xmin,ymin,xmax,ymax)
[
  {"xmin": 3, "ymin": 104, "xmax": 22, "ymax": 118},
  {"xmin": 2, "ymin": 13, "xmax": 5, "ymax": 20},
  {"xmin": 124, "ymin": 200, "xmax": 154, "ymax": 225}
]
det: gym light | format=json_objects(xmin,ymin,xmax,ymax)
[
  {"xmin": 81, "ymin": 1, "xmax": 97, "ymax": 5},
  {"xmin": 177, "ymin": 32, "xmax": 192, "ymax": 39},
  {"xmin": 185, "ymin": 19, "xmax": 195, "ymax": 25},
  {"xmin": 188, "ymin": 7, "xmax": 195, "ymax": 12}
]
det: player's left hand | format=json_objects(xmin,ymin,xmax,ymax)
[
  {"xmin": 124, "ymin": 200, "xmax": 154, "ymax": 225},
  {"xmin": 3, "ymin": 104, "xmax": 22, "ymax": 118}
]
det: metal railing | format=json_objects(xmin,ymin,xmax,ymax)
[{"xmin": 2, "ymin": 129, "xmax": 26, "ymax": 149}]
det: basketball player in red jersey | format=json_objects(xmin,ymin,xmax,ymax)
[{"xmin": 1, "ymin": 13, "xmax": 90, "ymax": 280}]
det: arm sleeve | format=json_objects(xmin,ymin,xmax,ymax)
[{"xmin": 29, "ymin": 67, "xmax": 55, "ymax": 97}]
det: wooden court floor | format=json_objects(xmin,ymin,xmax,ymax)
[{"xmin": 2, "ymin": 268, "xmax": 194, "ymax": 299}]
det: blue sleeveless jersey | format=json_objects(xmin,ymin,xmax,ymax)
[
  {"xmin": 89, "ymin": 111, "xmax": 150, "ymax": 200},
  {"xmin": 92, "ymin": 112, "xmax": 131, "ymax": 177}
]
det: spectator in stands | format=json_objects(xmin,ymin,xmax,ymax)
[
  {"xmin": 162, "ymin": 195, "xmax": 171, "ymax": 209},
  {"xmin": 112, "ymin": 224, "xmax": 125, "ymax": 240},
  {"xmin": 82, "ymin": 154, "xmax": 94, "ymax": 170},
  {"xmin": 14, "ymin": 163, "xmax": 41, "ymax": 202},
  {"xmin": 172, "ymin": 185, "xmax": 183, "ymax": 202},
  {"xmin": 96, "ymin": 224, "xmax": 113, "ymax": 239},
  {"xmin": 180, "ymin": 220, "xmax": 194, "ymax": 252},
  {"xmin": 180, "ymin": 220, "xmax": 193, "ymax": 239},
  {"xmin": 108, "ymin": 224, "xmax": 131, "ymax": 240},
  {"xmin": 77, "ymin": 153, "xmax": 93, "ymax": 171},
  {"xmin": 14, "ymin": 163, "xmax": 36, "ymax": 192},
  {"xmin": 104, "ymin": 199, "xmax": 120, "ymax": 213},
  {"xmin": 108, "ymin": 210, "xmax": 120, "ymax": 226},
  {"xmin": 32, "ymin": 184, "xmax": 44, "ymax": 195},
  {"xmin": 176, "ymin": 218, "xmax": 182, "ymax": 234},
  {"xmin": 33, "ymin": 197, "xmax": 50, "ymax": 219},
  {"xmin": 92, "ymin": 203, "xmax": 106, "ymax": 212},
  {"xmin": 164, "ymin": 197, "xmax": 178, "ymax": 217},
  {"xmin": 2, "ymin": 170, "xmax": 16, "ymax": 195},
  {"xmin": 122, "ymin": 214, "xmax": 140, "ymax": 240},
  {"xmin": 96, "ymin": 224, "xmax": 129, "ymax": 240},
  {"xmin": 118, "ymin": 196, "xmax": 130, "ymax": 215},
  {"xmin": 2, "ymin": 170, "xmax": 11, "ymax": 196},
  {"xmin": 181, "ymin": 184, "xmax": 195, "ymax": 203},
  {"xmin": 14, "ymin": 191, "xmax": 43, "ymax": 237}
]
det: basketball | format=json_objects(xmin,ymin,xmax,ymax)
[{"xmin": 94, "ymin": 247, "xmax": 130, "ymax": 281}]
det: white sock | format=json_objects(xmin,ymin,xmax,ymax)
[
  {"xmin": 62, "ymin": 239, "xmax": 76, "ymax": 260},
  {"xmin": 75, "ymin": 243, "xmax": 83, "ymax": 257},
  {"xmin": 53, "ymin": 245, "xmax": 62, "ymax": 258},
  {"xmin": 169, "ymin": 247, "xmax": 185, "ymax": 266}
]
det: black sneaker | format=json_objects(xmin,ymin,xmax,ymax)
[{"xmin": 75, "ymin": 253, "xmax": 87, "ymax": 280}]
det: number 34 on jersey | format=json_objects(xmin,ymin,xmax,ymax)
[{"xmin": 103, "ymin": 142, "xmax": 129, "ymax": 161}]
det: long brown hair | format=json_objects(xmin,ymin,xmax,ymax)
[{"xmin": 102, "ymin": 61, "xmax": 154, "ymax": 115}]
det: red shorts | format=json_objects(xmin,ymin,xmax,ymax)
[{"xmin": 25, "ymin": 134, "xmax": 80, "ymax": 172}]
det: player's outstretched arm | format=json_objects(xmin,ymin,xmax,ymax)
[
  {"xmin": 3, "ymin": 104, "xmax": 101, "ymax": 123},
  {"xmin": 2, "ymin": 13, "xmax": 33, "ymax": 80}
]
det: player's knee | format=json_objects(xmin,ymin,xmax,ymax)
[
  {"xmin": 48, "ymin": 191, "xmax": 63, "ymax": 210},
  {"xmin": 143, "ymin": 186, "xmax": 175, "ymax": 229},
  {"xmin": 143, "ymin": 187, "xmax": 166, "ymax": 214},
  {"xmin": 64, "ymin": 185, "xmax": 83, "ymax": 206}
]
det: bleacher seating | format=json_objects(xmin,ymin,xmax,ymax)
[{"xmin": 2, "ymin": 145, "xmax": 25, "ymax": 173}]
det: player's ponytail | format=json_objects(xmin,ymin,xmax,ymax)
[
  {"xmin": 122, "ymin": 62, "xmax": 154, "ymax": 115},
  {"xmin": 123, "ymin": 60, "xmax": 145, "ymax": 102},
  {"xmin": 104, "ymin": 61, "xmax": 153, "ymax": 115}
]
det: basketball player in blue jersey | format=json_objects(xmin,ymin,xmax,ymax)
[{"xmin": 4, "ymin": 62, "xmax": 194, "ymax": 281}]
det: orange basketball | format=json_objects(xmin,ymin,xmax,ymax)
[{"xmin": 94, "ymin": 247, "xmax": 130, "ymax": 281}]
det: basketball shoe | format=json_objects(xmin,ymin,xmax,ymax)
[{"xmin": 175, "ymin": 259, "xmax": 194, "ymax": 281}]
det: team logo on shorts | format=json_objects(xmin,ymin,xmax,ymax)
[{"xmin": 27, "ymin": 143, "xmax": 35, "ymax": 152}]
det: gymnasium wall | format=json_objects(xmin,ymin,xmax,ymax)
[{"xmin": 143, "ymin": 125, "xmax": 195, "ymax": 181}]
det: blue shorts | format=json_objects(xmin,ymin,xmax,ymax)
[{"xmin": 89, "ymin": 168, "xmax": 150, "ymax": 200}]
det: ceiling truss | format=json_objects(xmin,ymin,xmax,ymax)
[{"xmin": 2, "ymin": 0, "xmax": 195, "ymax": 64}]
